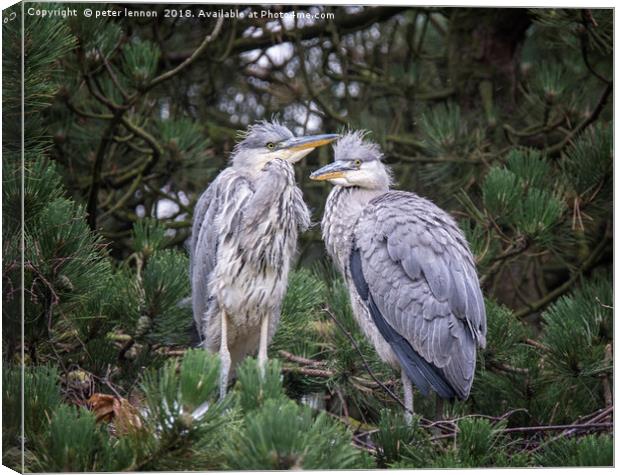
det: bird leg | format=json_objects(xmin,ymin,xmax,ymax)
[
  {"xmin": 258, "ymin": 313, "xmax": 270, "ymax": 377},
  {"xmin": 435, "ymin": 394, "xmax": 445, "ymax": 421},
  {"xmin": 402, "ymin": 368, "xmax": 414, "ymax": 424},
  {"xmin": 218, "ymin": 311, "xmax": 231, "ymax": 400}
]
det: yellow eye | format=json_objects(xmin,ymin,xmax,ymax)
[
  {"xmin": 267, "ymin": 142, "xmax": 275, "ymax": 150},
  {"xmin": 354, "ymin": 159, "xmax": 362, "ymax": 167}
]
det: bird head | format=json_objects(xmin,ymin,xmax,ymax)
[
  {"xmin": 231, "ymin": 120, "xmax": 338, "ymax": 173},
  {"xmin": 309, "ymin": 131, "xmax": 392, "ymax": 190}
]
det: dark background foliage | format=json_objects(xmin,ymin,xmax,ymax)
[{"xmin": 3, "ymin": 3, "xmax": 613, "ymax": 471}]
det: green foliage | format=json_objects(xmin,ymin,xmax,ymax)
[
  {"xmin": 456, "ymin": 418, "xmax": 508, "ymax": 467},
  {"xmin": 131, "ymin": 218, "xmax": 167, "ymax": 256},
  {"xmin": 419, "ymin": 102, "xmax": 466, "ymax": 157},
  {"xmin": 271, "ymin": 269, "xmax": 326, "ymax": 357},
  {"xmin": 21, "ymin": 160, "xmax": 65, "ymax": 228},
  {"xmin": 160, "ymin": 118, "xmax": 212, "ymax": 164},
  {"xmin": 141, "ymin": 250, "xmax": 192, "ymax": 346},
  {"xmin": 32, "ymin": 405, "xmax": 133, "ymax": 472},
  {"xmin": 471, "ymin": 300, "xmax": 540, "ymax": 422},
  {"xmin": 23, "ymin": 366, "xmax": 62, "ymax": 439},
  {"xmin": 527, "ymin": 62, "xmax": 568, "ymax": 106},
  {"xmin": 2, "ymin": 367, "xmax": 24, "ymax": 456},
  {"xmin": 123, "ymin": 39, "xmax": 160, "ymax": 86},
  {"xmin": 374, "ymin": 410, "xmax": 431, "ymax": 467},
  {"xmin": 320, "ymin": 277, "xmax": 393, "ymax": 417},
  {"xmin": 538, "ymin": 274, "xmax": 612, "ymax": 420},
  {"xmin": 505, "ymin": 148, "xmax": 551, "ymax": 191},
  {"xmin": 235, "ymin": 358, "xmax": 286, "ymax": 412},
  {"xmin": 513, "ymin": 188, "xmax": 565, "ymax": 240},
  {"xmin": 141, "ymin": 349, "xmax": 223, "ymax": 420},
  {"xmin": 14, "ymin": 161, "xmax": 114, "ymax": 349},
  {"xmin": 561, "ymin": 123, "xmax": 612, "ymax": 199},
  {"xmin": 480, "ymin": 299, "xmax": 528, "ymax": 364},
  {"xmin": 224, "ymin": 398, "xmax": 363, "ymax": 469},
  {"xmin": 482, "ymin": 149, "xmax": 565, "ymax": 243},
  {"xmin": 22, "ymin": 7, "xmax": 76, "ymax": 113},
  {"xmin": 135, "ymin": 350, "xmax": 232, "ymax": 471},
  {"xmin": 459, "ymin": 217, "xmax": 499, "ymax": 267},
  {"xmin": 535, "ymin": 434, "xmax": 613, "ymax": 467},
  {"xmin": 178, "ymin": 350, "xmax": 221, "ymax": 410},
  {"xmin": 65, "ymin": 7, "xmax": 122, "ymax": 60},
  {"xmin": 142, "ymin": 250, "xmax": 189, "ymax": 321},
  {"xmin": 482, "ymin": 167, "xmax": 521, "ymax": 219}
]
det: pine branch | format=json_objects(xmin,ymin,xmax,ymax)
[
  {"xmin": 293, "ymin": 31, "xmax": 347, "ymax": 126},
  {"xmin": 99, "ymin": 47, "xmax": 130, "ymax": 101},
  {"xmin": 283, "ymin": 365, "xmax": 334, "ymax": 378},
  {"xmin": 501, "ymin": 422, "xmax": 612, "ymax": 434},
  {"xmin": 278, "ymin": 350, "xmax": 328, "ymax": 367},
  {"xmin": 162, "ymin": 7, "xmax": 407, "ymax": 64},
  {"xmin": 580, "ymin": 10, "xmax": 611, "ymax": 84},
  {"xmin": 532, "ymin": 404, "xmax": 614, "ymax": 453},
  {"xmin": 543, "ymin": 82, "xmax": 612, "ymax": 156},
  {"xmin": 514, "ymin": 231, "xmax": 610, "ymax": 319},
  {"xmin": 86, "ymin": 112, "xmax": 123, "ymax": 230},
  {"xmin": 144, "ymin": 16, "xmax": 224, "ymax": 92},
  {"xmin": 389, "ymin": 152, "xmax": 484, "ymax": 165}
]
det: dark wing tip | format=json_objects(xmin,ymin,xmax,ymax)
[{"xmin": 189, "ymin": 319, "xmax": 202, "ymax": 348}]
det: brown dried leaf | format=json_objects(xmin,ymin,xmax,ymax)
[{"xmin": 87, "ymin": 393, "xmax": 143, "ymax": 435}]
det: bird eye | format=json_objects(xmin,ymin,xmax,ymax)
[
  {"xmin": 267, "ymin": 142, "xmax": 276, "ymax": 150},
  {"xmin": 354, "ymin": 159, "xmax": 362, "ymax": 167}
]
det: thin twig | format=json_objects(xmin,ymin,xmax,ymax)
[
  {"xmin": 278, "ymin": 350, "xmax": 328, "ymax": 367},
  {"xmin": 145, "ymin": 17, "xmax": 224, "ymax": 92},
  {"xmin": 322, "ymin": 306, "xmax": 412, "ymax": 415},
  {"xmin": 543, "ymin": 82, "xmax": 612, "ymax": 156},
  {"xmin": 514, "ymin": 231, "xmax": 610, "ymax": 319},
  {"xmin": 502, "ymin": 422, "xmax": 612, "ymax": 434},
  {"xmin": 98, "ymin": 47, "xmax": 130, "ymax": 101},
  {"xmin": 282, "ymin": 365, "xmax": 334, "ymax": 378}
]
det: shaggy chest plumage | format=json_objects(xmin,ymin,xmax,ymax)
[
  {"xmin": 322, "ymin": 186, "xmax": 380, "ymax": 273},
  {"xmin": 192, "ymin": 159, "xmax": 310, "ymax": 356},
  {"xmin": 214, "ymin": 163, "xmax": 307, "ymax": 319}
]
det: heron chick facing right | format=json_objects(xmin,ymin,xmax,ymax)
[{"xmin": 310, "ymin": 131, "xmax": 487, "ymax": 421}]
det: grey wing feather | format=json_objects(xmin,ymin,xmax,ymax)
[
  {"xmin": 352, "ymin": 191, "xmax": 486, "ymax": 399},
  {"xmin": 189, "ymin": 183, "xmax": 215, "ymax": 278},
  {"xmin": 190, "ymin": 169, "xmax": 254, "ymax": 335},
  {"xmin": 350, "ymin": 247, "xmax": 456, "ymax": 400}
]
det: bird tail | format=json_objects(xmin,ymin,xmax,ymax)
[{"xmin": 367, "ymin": 295, "xmax": 457, "ymax": 401}]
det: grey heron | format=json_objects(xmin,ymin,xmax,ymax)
[
  {"xmin": 190, "ymin": 121, "xmax": 338, "ymax": 398},
  {"xmin": 310, "ymin": 131, "xmax": 486, "ymax": 421}
]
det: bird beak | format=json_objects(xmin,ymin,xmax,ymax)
[
  {"xmin": 309, "ymin": 161, "xmax": 355, "ymax": 181},
  {"xmin": 277, "ymin": 133, "xmax": 339, "ymax": 151}
]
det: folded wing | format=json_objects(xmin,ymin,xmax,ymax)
[{"xmin": 350, "ymin": 191, "xmax": 486, "ymax": 400}]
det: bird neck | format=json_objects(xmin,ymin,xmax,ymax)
[
  {"xmin": 230, "ymin": 149, "xmax": 271, "ymax": 177},
  {"xmin": 322, "ymin": 185, "xmax": 386, "ymax": 273},
  {"xmin": 337, "ymin": 185, "xmax": 386, "ymax": 207}
]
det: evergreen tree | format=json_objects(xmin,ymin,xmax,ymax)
[{"xmin": 3, "ymin": 4, "xmax": 612, "ymax": 471}]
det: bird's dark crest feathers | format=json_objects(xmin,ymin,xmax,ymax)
[
  {"xmin": 350, "ymin": 245, "xmax": 458, "ymax": 401},
  {"xmin": 333, "ymin": 130, "xmax": 384, "ymax": 163},
  {"xmin": 233, "ymin": 120, "xmax": 294, "ymax": 154}
]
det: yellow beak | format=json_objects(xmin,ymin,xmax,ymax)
[
  {"xmin": 278, "ymin": 133, "xmax": 339, "ymax": 151},
  {"xmin": 309, "ymin": 161, "xmax": 355, "ymax": 181}
]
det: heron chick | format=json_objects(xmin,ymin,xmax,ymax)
[
  {"xmin": 190, "ymin": 121, "xmax": 338, "ymax": 398},
  {"xmin": 310, "ymin": 131, "xmax": 486, "ymax": 421}
]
